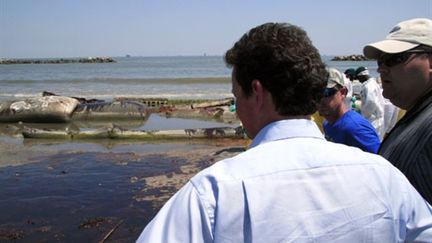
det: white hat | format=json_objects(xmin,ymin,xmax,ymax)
[
  {"xmin": 326, "ymin": 68, "xmax": 345, "ymax": 88},
  {"xmin": 355, "ymin": 66, "xmax": 369, "ymax": 77},
  {"xmin": 363, "ymin": 18, "xmax": 432, "ymax": 59}
]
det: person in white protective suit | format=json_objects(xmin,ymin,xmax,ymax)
[
  {"xmin": 355, "ymin": 66, "xmax": 385, "ymax": 140},
  {"xmin": 342, "ymin": 72, "xmax": 354, "ymax": 110}
]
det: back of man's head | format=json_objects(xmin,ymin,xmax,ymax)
[
  {"xmin": 355, "ymin": 66, "xmax": 370, "ymax": 82},
  {"xmin": 225, "ymin": 22, "xmax": 327, "ymax": 116},
  {"xmin": 344, "ymin": 68, "xmax": 356, "ymax": 81}
]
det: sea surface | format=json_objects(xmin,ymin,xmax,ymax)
[{"xmin": 0, "ymin": 56, "xmax": 378, "ymax": 101}]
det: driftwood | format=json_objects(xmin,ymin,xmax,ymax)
[{"xmin": 22, "ymin": 125, "xmax": 245, "ymax": 140}]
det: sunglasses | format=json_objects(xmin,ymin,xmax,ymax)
[
  {"xmin": 378, "ymin": 50, "xmax": 432, "ymax": 67},
  {"xmin": 323, "ymin": 88, "xmax": 338, "ymax": 97}
]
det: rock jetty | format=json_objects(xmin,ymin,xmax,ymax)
[
  {"xmin": 331, "ymin": 54, "xmax": 369, "ymax": 61},
  {"xmin": 0, "ymin": 57, "xmax": 116, "ymax": 64}
]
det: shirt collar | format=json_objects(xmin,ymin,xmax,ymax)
[
  {"xmin": 249, "ymin": 119, "xmax": 325, "ymax": 148},
  {"xmin": 386, "ymin": 89, "xmax": 432, "ymax": 134}
]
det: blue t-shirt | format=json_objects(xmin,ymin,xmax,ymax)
[{"xmin": 323, "ymin": 110, "xmax": 380, "ymax": 153}]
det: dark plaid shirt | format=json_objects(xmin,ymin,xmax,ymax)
[{"xmin": 379, "ymin": 91, "xmax": 432, "ymax": 204}]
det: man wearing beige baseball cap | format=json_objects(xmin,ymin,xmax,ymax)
[
  {"xmin": 363, "ymin": 18, "xmax": 432, "ymax": 204},
  {"xmin": 318, "ymin": 68, "xmax": 380, "ymax": 153}
]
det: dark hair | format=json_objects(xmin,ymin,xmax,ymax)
[
  {"xmin": 415, "ymin": 44, "xmax": 432, "ymax": 52},
  {"xmin": 225, "ymin": 22, "xmax": 327, "ymax": 116},
  {"xmin": 344, "ymin": 68, "xmax": 356, "ymax": 76}
]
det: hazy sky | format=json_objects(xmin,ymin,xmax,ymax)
[{"xmin": 1, "ymin": 0, "xmax": 431, "ymax": 58}]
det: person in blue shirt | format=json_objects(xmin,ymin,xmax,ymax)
[
  {"xmin": 318, "ymin": 68, "xmax": 381, "ymax": 153},
  {"xmin": 137, "ymin": 22, "xmax": 432, "ymax": 242}
]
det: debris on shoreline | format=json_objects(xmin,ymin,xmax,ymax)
[
  {"xmin": 0, "ymin": 93, "xmax": 241, "ymax": 140},
  {"xmin": 21, "ymin": 125, "xmax": 245, "ymax": 140}
]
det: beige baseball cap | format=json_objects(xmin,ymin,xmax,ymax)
[
  {"xmin": 326, "ymin": 68, "xmax": 345, "ymax": 88},
  {"xmin": 363, "ymin": 18, "xmax": 432, "ymax": 59}
]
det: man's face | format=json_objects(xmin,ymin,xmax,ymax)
[
  {"xmin": 318, "ymin": 87, "xmax": 345, "ymax": 118},
  {"xmin": 378, "ymin": 51, "xmax": 432, "ymax": 110},
  {"xmin": 231, "ymin": 71, "xmax": 259, "ymax": 138},
  {"xmin": 357, "ymin": 75, "xmax": 368, "ymax": 83}
]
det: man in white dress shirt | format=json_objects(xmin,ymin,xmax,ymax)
[{"xmin": 137, "ymin": 22, "xmax": 432, "ymax": 242}]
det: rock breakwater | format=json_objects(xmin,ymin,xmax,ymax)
[
  {"xmin": 0, "ymin": 57, "xmax": 115, "ymax": 64},
  {"xmin": 331, "ymin": 54, "xmax": 370, "ymax": 61}
]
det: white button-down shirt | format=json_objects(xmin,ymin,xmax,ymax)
[{"xmin": 138, "ymin": 119, "xmax": 432, "ymax": 242}]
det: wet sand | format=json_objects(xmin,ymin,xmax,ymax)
[{"xmin": 0, "ymin": 117, "xmax": 247, "ymax": 242}]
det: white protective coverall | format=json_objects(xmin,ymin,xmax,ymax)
[
  {"xmin": 360, "ymin": 77, "xmax": 385, "ymax": 140},
  {"xmin": 342, "ymin": 75, "xmax": 354, "ymax": 109}
]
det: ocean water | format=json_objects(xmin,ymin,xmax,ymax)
[{"xmin": 0, "ymin": 56, "xmax": 378, "ymax": 101}]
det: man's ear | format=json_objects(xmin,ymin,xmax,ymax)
[
  {"xmin": 251, "ymin": 79, "xmax": 265, "ymax": 108},
  {"xmin": 429, "ymin": 54, "xmax": 432, "ymax": 69},
  {"xmin": 339, "ymin": 87, "xmax": 348, "ymax": 96},
  {"xmin": 427, "ymin": 55, "xmax": 432, "ymax": 82}
]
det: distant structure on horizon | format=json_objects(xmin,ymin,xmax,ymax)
[
  {"xmin": 0, "ymin": 57, "xmax": 116, "ymax": 64},
  {"xmin": 331, "ymin": 54, "xmax": 370, "ymax": 61}
]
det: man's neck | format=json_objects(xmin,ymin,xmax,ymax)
[
  {"xmin": 406, "ymin": 87, "xmax": 432, "ymax": 111},
  {"xmin": 326, "ymin": 106, "xmax": 348, "ymax": 125}
]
